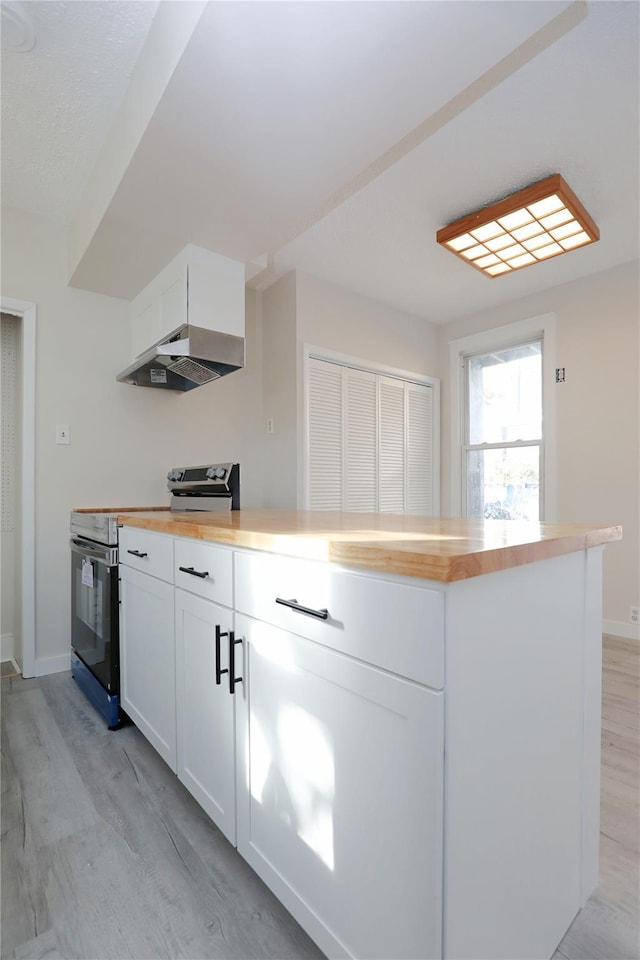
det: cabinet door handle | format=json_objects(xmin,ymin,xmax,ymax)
[
  {"xmin": 127, "ymin": 549, "xmax": 148, "ymax": 558},
  {"xmin": 215, "ymin": 625, "xmax": 228, "ymax": 685},
  {"xmin": 275, "ymin": 597, "xmax": 329, "ymax": 620},
  {"xmin": 228, "ymin": 631, "xmax": 243, "ymax": 695},
  {"xmin": 178, "ymin": 565, "xmax": 209, "ymax": 579}
]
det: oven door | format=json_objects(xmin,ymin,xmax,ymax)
[{"xmin": 70, "ymin": 537, "xmax": 119, "ymax": 693}]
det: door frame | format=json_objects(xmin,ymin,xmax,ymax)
[{"xmin": 2, "ymin": 297, "xmax": 36, "ymax": 677}]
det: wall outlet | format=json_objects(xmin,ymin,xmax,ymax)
[
  {"xmin": 555, "ymin": 367, "xmax": 566, "ymax": 383},
  {"xmin": 630, "ymin": 606, "xmax": 640, "ymax": 624},
  {"xmin": 266, "ymin": 418, "xmax": 274, "ymax": 434}
]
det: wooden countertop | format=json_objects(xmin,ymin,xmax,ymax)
[{"xmin": 115, "ymin": 509, "xmax": 622, "ymax": 583}]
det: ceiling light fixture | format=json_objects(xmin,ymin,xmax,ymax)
[{"xmin": 436, "ymin": 174, "xmax": 599, "ymax": 278}]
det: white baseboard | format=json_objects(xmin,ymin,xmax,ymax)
[
  {"xmin": 34, "ymin": 653, "xmax": 72, "ymax": 677},
  {"xmin": 603, "ymin": 619, "xmax": 640, "ymax": 642},
  {"xmin": 1, "ymin": 633, "xmax": 14, "ymax": 660}
]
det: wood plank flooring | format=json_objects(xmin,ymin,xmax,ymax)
[
  {"xmin": 2, "ymin": 635, "xmax": 638, "ymax": 960},
  {"xmin": 1, "ymin": 673, "xmax": 324, "ymax": 960},
  {"xmin": 0, "ymin": 660, "xmax": 20, "ymax": 679},
  {"xmin": 554, "ymin": 635, "xmax": 640, "ymax": 960}
]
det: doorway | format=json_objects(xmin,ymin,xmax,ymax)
[{"xmin": 0, "ymin": 299, "xmax": 35, "ymax": 677}]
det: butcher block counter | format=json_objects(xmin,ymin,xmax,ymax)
[
  {"xmin": 113, "ymin": 507, "xmax": 621, "ymax": 960},
  {"xmin": 116, "ymin": 508, "xmax": 621, "ymax": 582}
]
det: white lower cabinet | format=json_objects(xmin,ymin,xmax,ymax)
[
  {"xmin": 175, "ymin": 588, "xmax": 237, "ymax": 844},
  {"xmin": 234, "ymin": 612, "xmax": 444, "ymax": 960},
  {"xmin": 120, "ymin": 532, "xmax": 444, "ymax": 959},
  {"xmin": 119, "ymin": 564, "xmax": 176, "ymax": 771}
]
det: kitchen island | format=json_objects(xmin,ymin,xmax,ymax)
[{"xmin": 116, "ymin": 510, "xmax": 621, "ymax": 960}]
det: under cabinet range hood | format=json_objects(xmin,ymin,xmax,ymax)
[{"xmin": 116, "ymin": 324, "xmax": 245, "ymax": 391}]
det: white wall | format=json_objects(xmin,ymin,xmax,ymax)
[
  {"xmin": 261, "ymin": 270, "xmax": 441, "ymax": 509},
  {"xmin": 261, "ymin": 272, "xmax": 298, "ymax": 508},
  {"xmin": 438, "ymin": 259, "xmax": 640, "ymax": 635},
  {"xmin": 2, "ymin": 208, "xmax": 263, "ymax": 673},
  {"xmin": 296, "ymin": 271, "xmax": 439, "ymax": 375}
]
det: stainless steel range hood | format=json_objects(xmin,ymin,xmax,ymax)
[{"xmin": 116, "ymin": 324, "xmax": 245, "ymax": 391}]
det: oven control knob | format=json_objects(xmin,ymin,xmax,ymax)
[
  {"xmin": 167, "ymin": 469, "xmax": 182, "ymax": 482},
  {"xmin": 215, "ymin": 467, "xmax": 226, "ymax": 479},
  {"xmin": 206, "ymin": 467, "xmax": 216, "ymax": 480}
]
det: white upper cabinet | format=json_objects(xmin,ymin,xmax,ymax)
[{"xmin": 130, "ymin": 244, "xmax": 245, "ymax": 360}]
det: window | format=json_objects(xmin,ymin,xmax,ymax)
[
  {"xmin": 464, "ymin": 339, "xmax": 542, "ymax": 520},
  {"xmin": 445, "ymin": 313, "xmax": 559, "ymax": 520},
  {"xmin": 305, "ymin": 354, "xmax": 439, "ymax": 515}
]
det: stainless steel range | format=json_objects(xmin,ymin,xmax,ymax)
[{"xmin": 167, "ymin": 462, "xmax": 240, "ymax": 511}]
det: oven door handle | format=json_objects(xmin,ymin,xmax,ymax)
[{"xmin": 70, "ymin": 538, "xmax": 113, "ymax": 566}]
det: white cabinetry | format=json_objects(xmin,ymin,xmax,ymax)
[
  {"xmin": 234, "ymin": 612, "xmax": 443, "ymax": 960},
  {"xmin": 130, "ymin": 244, "xmax": 245, "ymax": 360},
  {"xmin": 233, "ymin": 551, "xmax": 444, "ymax": 959},
  {"xmin": 234, "ymin": 550, "xmax": 444, "ymax": 688},
  {"xmin": 175, "ymin": 589, "xmax": 237, "ymax": 843},
  {"xmin": 119, "ymin": 558, "xmax": 176, "ymax": 771},
  {"xmin": 116, "ymin": 522, "xmax": 598, "ymax": 960},
  {"xmin": 174, "ymin": 537, "xmax": 237, "ymax": 843}
]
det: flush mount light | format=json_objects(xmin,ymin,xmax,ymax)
[{"xmin": 436, "ymin": 174, "xmax": 599, "ymax": 278}]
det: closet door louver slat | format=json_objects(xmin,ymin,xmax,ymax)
[
  {"xmin": 308, "ymin": 360, "xmax": 343, "ymax": 510},
  {"xmin": 379, "ymin": 377, "xmax": 405, "ymax": 514},
  {"xmin": 345, "ymin": 369, "xmax": 377, "ymax": 512},
  {"xmin": 407, "ymin": 384, "xmax": 433, "ymax": 516}
]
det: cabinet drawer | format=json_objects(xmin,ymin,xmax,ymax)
[
  {"xmin": 234, "ymin": 551, "xmax": 444, "ymax": 688},
  {"xmin": 118, "ymin": 526, "xmax": 174, "ymax": 583},
  {"xmin": 174, "ymin": 538, "xmax": 233, "ymax": 607}
]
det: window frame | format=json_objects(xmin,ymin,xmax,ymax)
[
  {"xmin": 448, "ymin": 314, "xmax": 557, "ymax": 521},
  {"xmin": 463, "ymin": 336, "xmax": 544, "ymax": 520}
]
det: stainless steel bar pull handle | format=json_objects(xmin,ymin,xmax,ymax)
[
  {"xmin": 178, "ymin": 566, "xmax": 209, "ymax": 579},
  {"xmin": 127, "ymin": 549, "xmax": 148, "ymax": 558},
  {"xmin": 275, "ymin": 597, "xmax": 329, "ymax": 620}
]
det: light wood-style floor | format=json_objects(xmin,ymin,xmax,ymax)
[
  {"xmin": 554, "ymin": 635, "xmax": 640, "ymax": 960},
  {"xmin": 2, "ymin": 636, "xmax": 638, "ymax": 960}
]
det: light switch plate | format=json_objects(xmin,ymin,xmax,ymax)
[{"xmin": 56, "ymin": 424, "xmax": 70, "ymax": 445}]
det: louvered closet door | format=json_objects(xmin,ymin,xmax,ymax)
[
  {"xmin": 378, "ymin": 377, "xmax": 405, "ymax": 513},
  {"xmin": 345, "ymin": 368, "xmax": 377, "ymax": 512},
  {"xmin": 406, "ymin": 382, "xmax": 433, "ymax": 515},
  {"xmin": 307, "ymin": 358, "xmax": 435, "ymax": 516},
  {"xmin": 308, "ymin": 359, "xmax": 343, "ymax": 510}
]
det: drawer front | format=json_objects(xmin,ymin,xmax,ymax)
[
  {"xmin": 119, "ymin": 526, "xmax": 174, "ymax": 582},
  {"xmin": 234, "ymin": 551, "xmax": 444, "ymax": 688},
  {"xmin": 174, "ymin": 538, "xmax": 233, "ymax": 607}
]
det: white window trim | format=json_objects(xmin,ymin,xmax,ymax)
[
  {"xmin": 448, "ymin": 314, "xmax": 557, "ymax": 520},
  {"xmin": 300, "ymin": 344, "xmax": 440, "ymax": 513}
]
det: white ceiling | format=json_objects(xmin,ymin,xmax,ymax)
[
  {"xmin": 1, "ymin": 0, "xmax": 638, "ymax": 325},
  {"xmin": 0, "ymin": 0, "xmax": 158, "ymax": 224}
]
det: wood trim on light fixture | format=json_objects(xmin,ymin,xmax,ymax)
[{"xmin": 436, "ymin": 174, "xmax": 599, "ymax": 277}]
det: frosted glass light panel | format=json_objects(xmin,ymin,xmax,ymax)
[
  {"xmin": 436, "ymin": 174, "xmax": 599, "ymax": 277},
  {"xmin": 465, "ymin": 338, "xmax": 542, "ymax": 521},
  {"xmin": 468, "ymin": 342, "xmax": 542, "ymax": 444}
]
